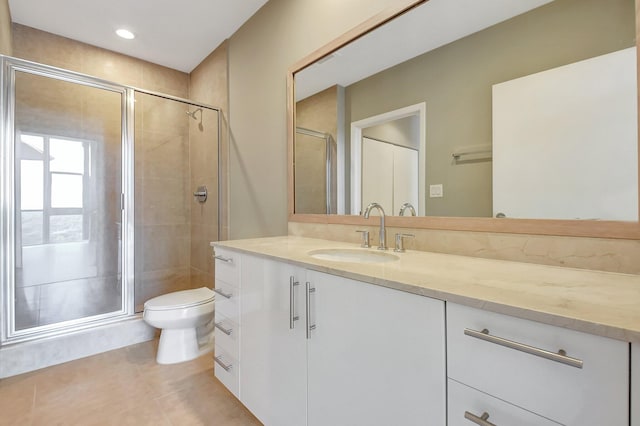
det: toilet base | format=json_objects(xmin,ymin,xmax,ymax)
[{"xmin": 156, "ymin": 327, "xmax": 214, "ymax": 364}]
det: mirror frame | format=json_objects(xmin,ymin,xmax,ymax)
[{"xmin": 287, "ymin": 0, "xmax": 640, "ymax": 239}]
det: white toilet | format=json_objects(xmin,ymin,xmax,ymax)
[{"xmin": 143, "ymin": 287, "xmax": 215, "ymax": 364}]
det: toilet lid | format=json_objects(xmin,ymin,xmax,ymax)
[{"xmin": 144, "ymin": 287, "xmax": 215, "ymax": 311}]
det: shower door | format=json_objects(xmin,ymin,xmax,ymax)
[{"xmin": 1, "ymin": 59, "xmax": 133, "ymax": 341}]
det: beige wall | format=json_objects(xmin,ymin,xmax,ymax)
[
  {"xmin": 227, "ymin": 0, "xmax": 415, "ymax": 239},
  {"xmin": 346, "ymin": 0, "xmax": 635, "ymax": 217},
  {"xmin": 0, "ymin": 0, "xmax": 11, "ymax": 55}
]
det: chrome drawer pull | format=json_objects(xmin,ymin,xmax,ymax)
[
  {"xmin": 464, "ymin": 411, "xmax": 496, "ymax": 426},
  {"xmin": 306, "ymin": 282, "xmax": 316, "ymax": 339},
  {"xmin": 214, "ymin": 255, "xmax": 233, "ymax": 263},
  {"xmin": 214, "ymin": 288, "xmax": 233, "ymax": 299},
  {"xmin": 214, "ymin": 322, "xmax": 233, "ymax": 336},
  {"xmin": 214, "ymin": 355, "xmax": 233, "ymax": 372},
  {"xmin": 464, "ymin": 328, "xmax": 583, "ymax": 369},
  {"xmin": 290, "ymin": 276, "xmax": 300, "ymax": 329}
]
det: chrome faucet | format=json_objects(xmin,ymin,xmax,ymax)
[
  {"xmin": 398, "ymin": 202, "xmax": 416, "ymax": 216},
  {"xmin": 363, "ymin": 202, "xmax": 387, "ymax": 250}
]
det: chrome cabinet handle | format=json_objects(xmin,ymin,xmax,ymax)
[
  {"xmin": 214, "ymin": 322, "xmax": 232, "ymax": 336},
  {"xmin": 464, "ymin": 411, "xmax": 496, "ymax": 426},
  {"xmin": 214, "ymin": 255, "xmax": 233, "ymax": 263},
  {"xmin": 214, "ymin": 355, "xmax": 233, "ymax": 372},
  {"xmin": 306, "ymin": 282, "xmax": 316, "ymax": 339},
  {"xmin": 213, "ymin": 288, "xmax": 233, "ymax": 299},
  {"xmin": 464, "ymin": 328, "xmax": 583, "ymax": 369},
  {"xmin": 289, "ymin": 276, "xmax": 300, "ymax": 329}
]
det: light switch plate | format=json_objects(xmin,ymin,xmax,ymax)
[{"xmin": 429, "ymin": 184, "xmax": 443, "ymax": 198}]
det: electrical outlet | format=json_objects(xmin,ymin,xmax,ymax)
[{"xmin": 429, "ymin": 184, "xmax": 443, "ymax": 198}]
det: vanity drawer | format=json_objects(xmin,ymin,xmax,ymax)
[
  {"xmin": 214, "ymin": 311, "xmax": 238, "ymax": 359},
  {"xmin": 214, "ymin": 279, "xmax": 240, "ymax": 323},
  {"xmin": 447, "ymin": 303, "xmax": 628, "ymax": 426},
  {"xmin": 213, "ymin": 247, "xmax": 240, "ymax": 286},
  {"xmin": 448, "ymin": 379, "xmax": 561, "ymax": 426},
  {"xmin": 214, "ymin": 344, "xmax": 239, "ymax": 398}
]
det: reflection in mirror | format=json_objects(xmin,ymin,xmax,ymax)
[
  {"xmin": 293, "ymin": 0, "xmax": 638, "ymax": 221},
  {"xmin": 294, "ymin": 86, "xmax": 338, "ymax": 214},
  {"xmin": 352, "ymin": 103, "xmax": 425, "ymax": 216}
]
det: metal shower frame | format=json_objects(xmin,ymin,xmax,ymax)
[
  {"xmin": 295, "ymin": 126, "xmax": 335, "ymax": 214},
  {"xmin": 0, "ymin": 55, "xmax": 222, "ymax": 344}
]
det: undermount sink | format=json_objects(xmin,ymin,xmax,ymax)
[{"xmin": 308, "ymin": 248, "xmax": 399, "ymax": 264}]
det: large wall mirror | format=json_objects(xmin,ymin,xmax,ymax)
[{"xmin": 288, "ymin": 0, "xmax": 640, "ymax": 238}]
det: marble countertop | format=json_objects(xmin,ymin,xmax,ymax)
[{"xmin": 211, "ymin": 236, "xmax": 640, "ymax": 343}]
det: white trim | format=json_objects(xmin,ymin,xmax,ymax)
[{"xmin": 350, "ymin": 102, "xmax": 426, "ymax": 215}]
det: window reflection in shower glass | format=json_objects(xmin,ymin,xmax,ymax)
[
  {"xmin": 50, "ymin": 138, "xmax": 84, "ymax": 173},
  {"xmin": 51, "ymin": 174, "xmax": 83, "ymax": 209},
  {"xmin": 21, "ymin": 211, "xmax": 44, "ymax": 246},
  {"xmin": 13, "ymin": 70, "xmax": 123, "ymax": 332},
  {"xmin": 49, "ymin": 215, "xmax": 84, "ymax": 243}
]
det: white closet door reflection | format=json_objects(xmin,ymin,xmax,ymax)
[
  {"xmin": 361, "ymin": 137, "xmax": 418, "ymax": 215},
  {"xmin": 14, "ymin": 71, "xmax": 123, "ymax": 330}
]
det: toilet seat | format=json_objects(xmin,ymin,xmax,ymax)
[{"xmin": 144, "ymin": 287, "xmax": 214, "ymax": 311}]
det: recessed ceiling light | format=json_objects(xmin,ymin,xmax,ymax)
[{"xmin": 116, "ymin": 29, "xmax": 135, "ymax": 40}]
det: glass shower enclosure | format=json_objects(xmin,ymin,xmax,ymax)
[{"xmin": 0, "ymin": 56, "xmax": 220, "ymax": 343}]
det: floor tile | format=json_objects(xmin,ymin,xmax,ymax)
[{"xmin": 0, "ymin": 340, "xmax": 261, "ymax": 426}]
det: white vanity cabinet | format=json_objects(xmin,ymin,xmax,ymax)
[
  {"xmin": 213, "ymin": 247, "xmax": 242, "ymax": 398},
  {"xmin": 447, "ymin": 303, "xmax": 629, "ymax": 426},
  {"xmin": 305, "ymin": 269, "xmax": 446, "ymax": 426},
  {"xmin": 214, "ymin": 243, "xmax": 634, "ymax": 426},
  {"xmin": 448, "ymin": 379, "xmax": 561, "ymax": 426},
  {"xmin": 239, "ymin": 254, "xmax": 308, "ymax": 426},
  {"xmin": 217, "ymin": 248, "xmax": 447, "ymax": 426}
]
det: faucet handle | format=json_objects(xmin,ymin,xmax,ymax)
[
  {"xmin": 355, "ymin": 230, "xmax": 370, "ymax": 248},
  {"xmin": 394, "ymin": 233, "xmax": 414, "ymax": 253}
]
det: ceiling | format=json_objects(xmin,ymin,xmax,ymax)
[{"xmin": 8, "ymin": 0, "xmax": 269, "ymax": 73}]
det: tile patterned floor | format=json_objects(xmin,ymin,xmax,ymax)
[{"xmin": 0, "ymin": 340, "xmax": 262, "ymax": 426}]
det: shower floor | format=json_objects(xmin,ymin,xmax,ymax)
[
  {"xmin": 14, "ymin": 276, "xmax": 121, "ymax": 330},
  {"xmin": 13, "ymin": 242, "xmax": 122, "ymax": 331}
]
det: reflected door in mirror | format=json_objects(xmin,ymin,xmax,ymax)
[{"xmin": 361, "ymin": 137, "xmax": 418, "ymax": 216}]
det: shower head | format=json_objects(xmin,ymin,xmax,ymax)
[{"xmin": 186, "ymin": 108, "xmax": 202, "ymax": 119}]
